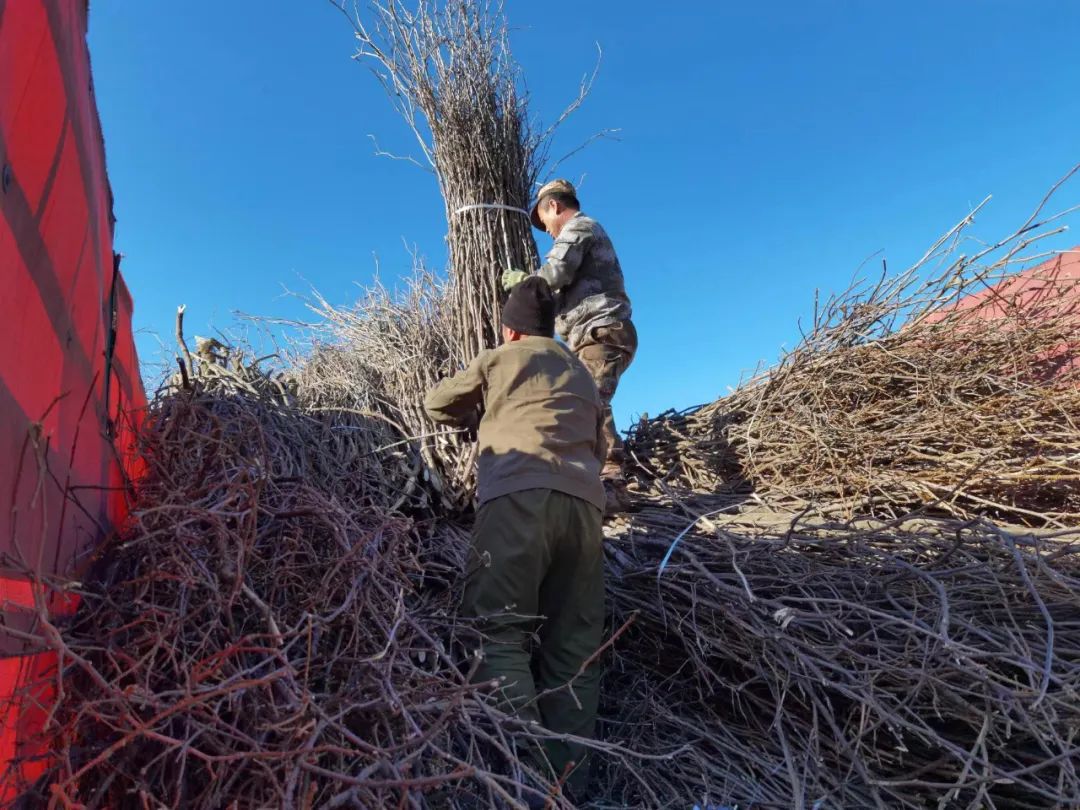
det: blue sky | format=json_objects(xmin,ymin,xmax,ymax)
[{"xmin": 87, "ymin": 2, "xmax": 1080, "ymax": 429}]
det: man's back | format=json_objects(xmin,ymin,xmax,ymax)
[{"xmin": 424, "ymin": 335, "xmax": 605, "ymax": 510}]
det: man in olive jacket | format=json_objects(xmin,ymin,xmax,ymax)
[{"xmin": 424, "ymin": 276, "xmax": 606, "ymax": 795}]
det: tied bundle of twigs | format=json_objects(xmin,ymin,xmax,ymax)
[
  {"xmin": 596, "ymin": 497, "xmax": 1080, "ymax": 809},
  {"xmin": 628, "ymin": 181, "xmax": 1080, "ymax": 527},
  {"xmin": 336, "ymin": 0, "xmax": 542, "ymax": 362},
  {"xmin": 12, "ymin": 380, "xmax": 591, "ymax": 809},
  {"xmin": 327, "ymin": 0, "xmax": 602, "ymax": 508}
]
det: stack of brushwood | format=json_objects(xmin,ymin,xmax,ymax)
[
  {"xmin": 293, "ymin": 273, "xmax": 465, "ymax": 511},
  {"xmin": 7, "ymin": 0, "xmax": 1080, "ymax": 803},
  {"xmin": 23, "ymin": 229, "xmax": 1080, "ymax": 809},
  {"xmin": 323, "ymin": 0, "xmax": 605, "ymax": 510},
  {"xmin": 594, "ymin": 194, "xmax": 1080, "ymax": 807},
  {"xmin": 17, "ymin": 353, "xmax": 601, "ymax": 808},
  {"xmin": 328, "ymin": 0, "xmax": 567, "ymax": 510},
  {"xmin": 595, "ymin": 498, "xmax": 1080, "ymax": 808},
  {"xmin": 626, "ymin": 213, "xmax": 1080, "ymax": 527}
]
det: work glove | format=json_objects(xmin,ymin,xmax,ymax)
[{"xmin": 501, "ymin": 268, "xmax": 529, "ymax": 292}]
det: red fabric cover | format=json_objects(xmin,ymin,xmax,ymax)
[{"xmin": 1, "ymin": 0, "xmax": 146, "ymax": 798}]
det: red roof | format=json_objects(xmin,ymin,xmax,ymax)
[
  {"xmin": 939, "ymin": 248, "xmax": 1080, "ymax": 321},
  {"xmin": 923, "ymin": 248, "xmax": 1080, "ymax": 380}
]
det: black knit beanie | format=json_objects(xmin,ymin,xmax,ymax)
[{"xmin": 501, "ymin": 276, "xmax": 556, "ymax": 337}]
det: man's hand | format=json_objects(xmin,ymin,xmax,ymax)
[
  {"xmin": 501, "ymin": 268, "xmax": 529, "ymax": 291},
  {"xmin": 461, "ymin": 410, "xmax": 480, "ymax": 443}
]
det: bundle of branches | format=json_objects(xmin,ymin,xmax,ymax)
[
  {"xmin": 338, "ymin": 0, "xmax": 542, "ymax": 361},
  {"xmin": 171, "ymin": 306, "xmax": 426, "ymax": 513},
  {"xmin": 291, "ymin": 272, "xmax": 474, "ymax": 510},
  {"xmin": 325, "ymin": 0, "xmax": 539, "ymax": 508},
  {"xmin": 13, "ymin": 380, "xmax": 588, "ymax": 809},
  {"xmin": 328, "ymin": 0, "xmax": 602, "ymax": 507},
  {"xmin": 597, "ymin": 500, "xmax": 1080, "ymax": 808},
  {"xmin": 628, "ymin": 190, "xmax": 1080, "ymax": 526}
]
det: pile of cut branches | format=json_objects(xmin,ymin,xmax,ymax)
[
  {"xmin": 293, "ymin": 272, "xmax": 469, "ymax": 510},
  {"xmin": 597, "ymin": 497, "xmax": 1080, "ymax": 808},
  {"xmin": 599, "ymin": 176, "xmax": 1080, "ymax": 807},
  {"xmin": 13, "ymin": 373, "xmax": 591, "ymax": 808},
  {"xmin": 628, "ymin": 192, "xmax": 1080, "ymax": 526},
  {"xmin": 7, "ymin": 0, "xmax": 1080, "ymax": 805},
  {"xmin": 13, "ymin": 180, "xmax": 1080, "ymax": 810}
]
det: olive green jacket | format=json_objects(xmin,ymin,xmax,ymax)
[{"xmin": 424, "ymin": 336, "xmax": 606, "ymax": 510}]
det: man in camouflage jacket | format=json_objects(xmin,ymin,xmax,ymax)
[{"xmin": 503, "ymin": 179, "xmax": 637, "ymax": 510}]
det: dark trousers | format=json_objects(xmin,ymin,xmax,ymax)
[{"xmin": 461, "ymin": 488, "xmax": 605, "ymax": 792}]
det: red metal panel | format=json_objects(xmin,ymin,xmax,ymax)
[
  {"xmin": 0, "ymin": 658, "xmax": 25, "ymax": 794},
  {"xmin": 40, "ymin": 121, "xmax": 92, "ymax": 292}
]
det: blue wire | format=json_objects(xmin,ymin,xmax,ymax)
[{"xmin": 657, "ymin": 508, "xmax": 730, "ymax": 578}]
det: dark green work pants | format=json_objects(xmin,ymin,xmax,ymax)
[{"xmin": 462, "ymin": 488, "xmax": 605, "ymax": 792}]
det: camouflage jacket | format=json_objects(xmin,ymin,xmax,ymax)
[{"xmin": 536, "ymin": 212, "xmax": 632, "ymax": 351}]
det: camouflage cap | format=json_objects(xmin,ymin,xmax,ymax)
[{"xmin": 530, "ymin": 178, "xmax": 578, "ymax": 231}]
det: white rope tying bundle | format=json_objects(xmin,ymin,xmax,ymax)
[{"xmin": 452, "ymin": 202, "xmax": 530, "ymax": 217}]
